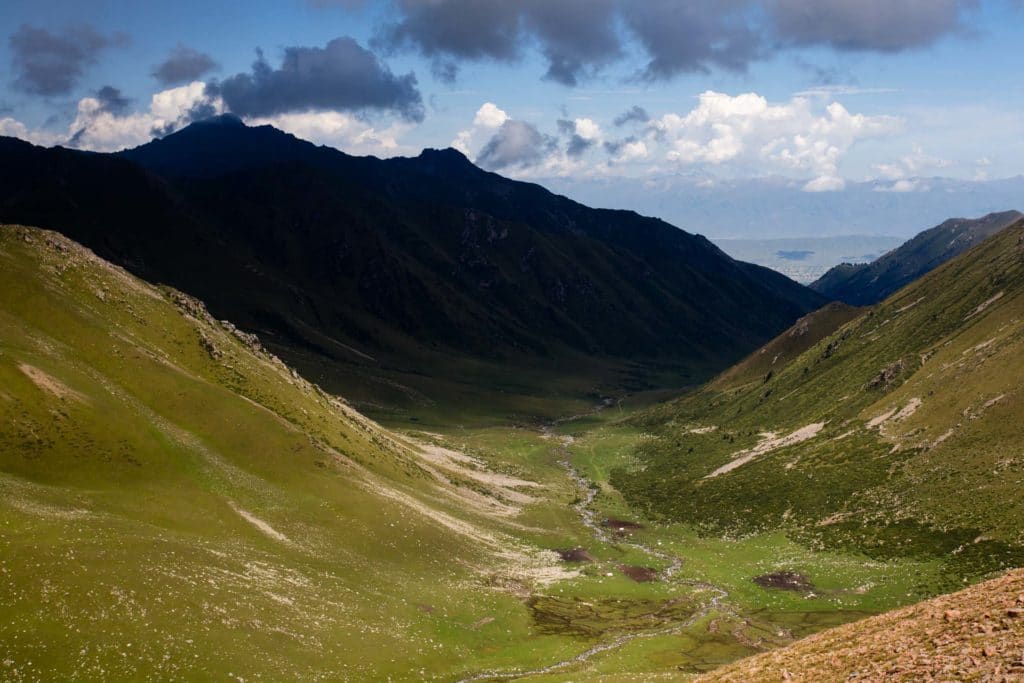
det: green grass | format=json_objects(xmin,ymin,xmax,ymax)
[
  {"xmin": 613, "ymin": 220, "xmax": 1024, "ymax": 587},
  {"xmin": 0, "ymin": 226, "xmax": 592, "ymax": 680},
  {"xmin": 4, "ymin": 223, "xmax": 1023, "ymax": 681}
]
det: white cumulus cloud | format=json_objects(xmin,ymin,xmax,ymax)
[
  {"xmin": 453, "ymin": 101, "xmax": 510, "ymax": 154},
  {"xmin": 573, "ymin": 117, "xmax": 601, "ymax": 141},
  {"xmin": 1, "ymin": 82, "xmax": 413, "ymax": 158},
  {"xmin": 614, "ymin": 139, "xmax": 648, "ymax": 162},
  {"xmin": 473, "ymin": 102, "xmax": 509, "ymax": 128},
  {"xmin": 649, "ymin": 91, "xmax": 901, "ymax": 191},
  {"xmin": 0, "ymin": 117, "xmax": 34, "ymax": 141},
  {"xmin": 2, "ymin": 82, "xmax": 221, "ymax": 152},
  {"xmin": 69, "ymin": 81, "xmax": 220, "ymax": 152},
  {"xmin": 248, "ymin": 110, "xmax": 415, "ymax": 157}
]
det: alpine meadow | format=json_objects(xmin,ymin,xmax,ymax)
[{"xmin": 2, "ymin": 2, "xmax": 1024, "ymax": 681}]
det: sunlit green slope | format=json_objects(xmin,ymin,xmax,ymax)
[
  {"xmin": 618, "ymin": 218, "xmax": 1024, "ymax": 582},
  {"xmin": 0, "ymin": 225, "xmax": 585, "ymax": 681}
]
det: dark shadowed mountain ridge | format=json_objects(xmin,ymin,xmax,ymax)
[
  {"xmin": 811, "ymin": 210, "xmax": 1022, "ymax": 306},
  {"xmin": 0, "ymin": 118, "xmax": 824, "ymax": 414}
]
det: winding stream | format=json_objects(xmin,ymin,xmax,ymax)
[{"xmin": 457, "ymin": 402, "xmax": 732, "ymax": 682}]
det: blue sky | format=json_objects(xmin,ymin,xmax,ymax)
[{"xmin": 1, "ymin": 1, "xmax": 1022, "ymax": 237}]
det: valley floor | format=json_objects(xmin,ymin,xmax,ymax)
[
  {"xmin": 1, "ymin": 390, "xmax": 962, "ymax": 682},
  {"xmin": 3, "ymin": 225, "xmax": 1021, "ymax": 681},
  {"xmin": 407, "ymin": 404, "xmax": 958, "ymax": 681}
]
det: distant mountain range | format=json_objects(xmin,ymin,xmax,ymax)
[
  {"xmin": 714, "ymin": 234, "xmax": 904, "ymax": 284},
  {"xmin": 811, "ymin": 210, "xmax": 1022, "ymax": 305},
  {"xmin": 0, "ymin": 116, "xmax": 824, "ymax": 415}
]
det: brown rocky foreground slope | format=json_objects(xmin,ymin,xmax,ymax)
[{"xmin": 700, "ymin": 569, "xmax": 1024, "ymax": 682}]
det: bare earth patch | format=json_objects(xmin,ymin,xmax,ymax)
[
  {"xmin": 966, "ymin": 290, "xmax": 1004, "ymax": 319},
  {"xmin": 619, "ymin": 565, "xmax": 659, "ymax": 583},
  {"xmin": 705, "ymin": 423, "xmax": 825, "ymax": 478},
  {"xmin": 867, "ymin": 397, "xmax": 922, "ymax": 438},
  {"xmin": 229, "ymin": 503, "xmax": 292, "ymax": 545},
  {"xmin": 557, "ymin": 548, "xmax": 595, "ymax": 563},
  {"xmin": 18, "ymin": 363, "xmax": 87, "ymax": 402},
  {"xmin": 753, "ymin": 571, "xmax": 814, "ymax": 593},
  {"xmin": 400, "ymin": 437, "xmax": 543, "ymax": 515},
  {"xmin": 686, "ymin": 425, "xmax": 718, "ymax": 434}
]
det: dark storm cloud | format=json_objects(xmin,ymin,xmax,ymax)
[
  {"xmin": 368, "ymin": 1, "xmax": 978, "ymax": 85},
  {"xmin": 477, "ymin": 119, "xmax": 554, "ymax": 170},
  {"xmin": 521, "ymin": 0, "xmax": 620, "ymax": 86},
  {"xmin": 375, "ymin": 0, "xmax": 619, "ymax": 86},
  {"xmin": 374, "ymin": 0, "xmax": 758, "ymax": 83},
  {"xmin": 8, "ymin": 24, "xmax": 128, "ymax": 96},
  {"xmin": 152, "ymin": 44, "xmax": 219, "ymax": 86},
  {"xmin": 207, "ymin": 37, "xmax": 424, "ymax": 121},
  {"xmin": 374, "ymin": 0, "xmax": 520, "ymax": 84},
  {"xmin": 623, "ymin": 0, "xmax": 761, "ymax": 80},
  {"xmin": 95, "ymin": 85, "xmax": 131, "ymax": 115},
  {"xmin": 767, "ymin": 0, "xmax": 975, "ymax": 52},
  {"xmin": 613, "ymin": 105, "xmax": 649, "ymax": 127}
]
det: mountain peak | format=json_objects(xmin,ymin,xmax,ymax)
[
  {"xmin": 120, "ymin": 114, "xmax": 315, "ymax": 177},
  {"xmin": 190, "ymin": 113, "xmax": 247, "ymax": 128},
  {"xmin": 418, "ymin": 147, "xmax": 471, "ymax": 163},
  {"xmin": 414, "ymin": 147, "xmax": 480, "ymax": 174}
]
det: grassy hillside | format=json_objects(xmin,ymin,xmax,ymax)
[
  {"xmin": 616, "ymin": 218, "xmax": 1024, "ymax": 584},
  {"xmin": 708, "ymin": 302, "xmax": 862, "ymax": 393},
  {"xmin": 811, "ymin": 210, "xmax": 1022, "ymax": 306},
  {"xmin": 0, "ymin": 224, "xmax": 957, "ymax": 681},
  {"xmin": 0, "ymin": 224, "xmax": 619, "ymax": 681}
]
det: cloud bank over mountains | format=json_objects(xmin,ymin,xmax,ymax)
[
  {"xmin": 1, "ymin": 0, "xmax": 1017, "ymax": 218},
  {"xmin": 449, "ymin": 92, "xmax": 902, "ymax": 193},
  {"xmin": 206, "ymin": 37, "xmax": 424, "ymax": 121},
  {"xmin": 372, "ymin": 0, "xmax": 977, "ymax": 84}
]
